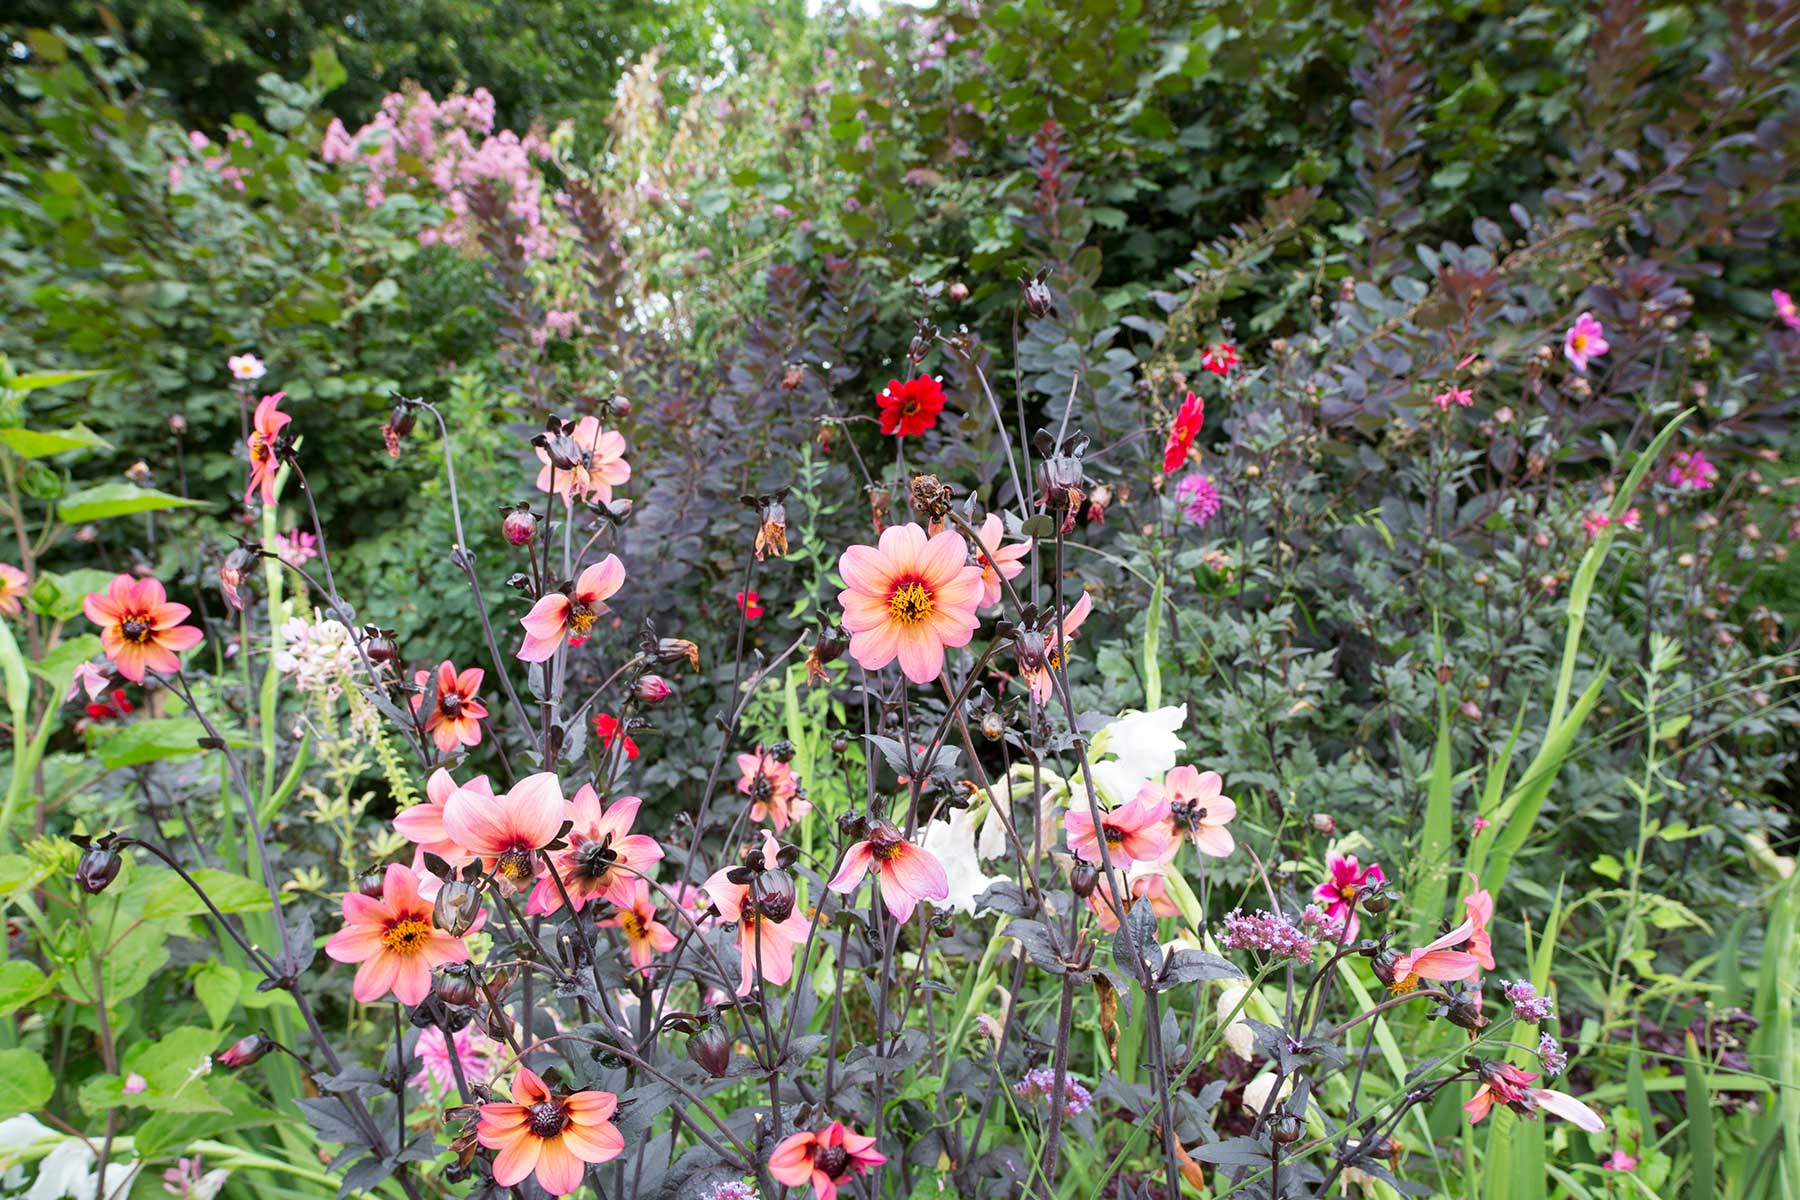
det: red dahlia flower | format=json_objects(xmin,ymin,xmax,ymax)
[{"xmin": 876, "ymin": 376, "xmax": 946, "ymax": 437}]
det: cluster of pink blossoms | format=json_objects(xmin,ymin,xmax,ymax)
[
  {"xmin": 168, "ymin": 127, "xmax": 250, "ymax": 192},
  {"xmin": 322, "ymin": 86, "xmax": 556, "ymax": 258}
]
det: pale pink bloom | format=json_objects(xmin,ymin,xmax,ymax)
[
  {"xmin": 1582, "ymin": 511, "xmax": 1612, "ymax": 539},
  {"xmin": 970, "ymin": 513, "xmax": 1032, "ymax": 609},
  {"xmin": 0, "ymin": 563, "xmax": 27, "ymax": 616},
  {"xmin": 1602, "ymin": 1150, "xmax": 1638, "ymax": 1171},
  {"xmin": 768, "ymin": 1121, "xmax": 886, "ymax": 1200},
  {"xmin": 393, "ymin": 767, "xmax": 493, "ymax": 867},
  {"xmin": 411, "ymin": 1024, "xmax": 496, "ymax": 1095},
  {"xmin": 535, "ymin": 415, "xmax": 630, "ymax": 506},
  {"xmin": 1471, "ymin": 815, "xmax": 1491, "ymax": 834},
  {"xmin": 701, "ymin": 833, "xmax": 810, "ymax": 996},
  {"xmin": 274, "ymin": 530, "xmax": 318, "ymax": 566},
  {"xmin": 517, "ymin": 555, "xmax": 625, "ymax": 662},
  {"xmin": 1618, "ymin": 507, "xmax": 1642, "ymax": 531},
  {"xmin": 1432, "ymin": 386, "xmax": 1474, "ymax": 410},
  {"xmin": 828, "ymin": 818, "xmax": 949, "ymax": 922},
  {"xmin": 1065, "ymin": 786, "xmax": 1173, "ymax": 869},
  {"xmin": 527, "ymin": 786, "xmax": 662, "ymax": 914},
  {"xmin": 596, "ymin": 878, "xmax": 678, "ymax": 971},
  {"xmin": 443, "ymin": 771, "xmax": 568, "ymax": 895},
  {"xmin": 67, "ymin": 660, "xmax": 110, "ymax": 703},
  {"xmin": 1773, "ymin": 288, "xmax": 1800, "ymax": 333},
  {"xmin": 324, "ymin": 863, "xmax": 475, "ymax": 1005},
  {"xmin": 1462, "ymin": 882, "xmax": 1498, "ymax": 971},
  {"xmin": 1165, "ymin": 764, "xmax": 1235, "ymax": 858},
  {"xmin": 227, "ymin": 353, "xmax": 266, "ymax": 381},
  {"xmin": 736, "ymin": 749, "xmax": 811, "ymax": 831},
  {"xmin": 1465, "ymin": 1062, "xmax": 1605, "ymax": 1133},
  {"xmin": 701, "ymin": 832, "xmax": 783, "ymax": 924},
  {"xmin": 1563, "ymin": 312, "xmax": 1610, "ymax": 373},
  {"xmin": 1018, "ymin": 591, "xmax": 1093, "ymax": 704},
  {"xmin": 1312, "ymin": 852, "xmax": 1385, "ymax": 940},
  {"xmin": 837, "ymin": 523, "xmax": 985, "ymax": 684},
  {"xmin": 123, "ymin": 1072, "xmax": 148, "ymax": 1094}
]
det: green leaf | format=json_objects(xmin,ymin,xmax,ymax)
[
  {"xmin": 142, "ymin": 867, "xmax": 272, "ymax": 919},
  {"xmin": 96, "ymin": 717, "xmax": 211, "ymax": 768},
  {"xmin": 0, "ymin": 1048, "xmax": 53, "ymax": 1115},
  {"xmin": 193, "ymin": 964, "xmax": 240, "ymax": 1027},
  {"xmin": 23, "ymin": 569, "xmax": 115, "ymax": 621},
  {"xmin": 57, "ymin": 482, "xmax": 205, "ymax": 523},
  {"xmin": 1590, "ymin": 854, "xmax": 1623, "ymax": 881},
  {"xmin": 28, "ymin": 634, "xmax": 101, "ymax": 696},
  {"xmin": 0, "ymin": 424, "xmax": 111, "ymax": 459},
  {"xmin": 0, "ymin": 854, "xmax": 55, "ymax": 901},
  {"xmin": 5, "ymin": 369, "xmax": 106, "ymax": 392},
  {"xmin": 0, "ymin": 961, "xmax": 50, "ymax": 1017}
]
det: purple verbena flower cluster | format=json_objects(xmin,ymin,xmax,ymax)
[
  {"xmin": 1221, "ymin": 909, "xmax": 1315, "ymax": 961},
  {"xmin": 1014, "ymin": 1066, "xmax": 1094, "ymax": 1116}
]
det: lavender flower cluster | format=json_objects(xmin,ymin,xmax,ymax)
[
  {"xmin": 1014, "ymin": 1067, "xmax": 1094, "ymax": 1116},
  {"xmin": 1501, "ymin": 979, "xmax": 1555, "ymax": 1022},
  {"xmin": 1221, "ymin": 908, "xmax": 1315, "ymax": 961}
]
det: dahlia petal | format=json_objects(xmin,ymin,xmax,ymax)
[
  {"xmin": 443, "ymin": 787, "xmax": 516, "ymax": 856},
  {"xmin": 1192, "ymin": 824, "xmax": 1235, "ymax": 858},
  {"xmin": 1532, "ymin": 1088, "xmax": 1605, "ymax": 1132},
  {"xmin": 534, "ymin": 1136, "xmax": 587, "ymax": 1195},
  {"xmin": 894, "ymin": 629, "xmax": 945, "ymax": 684},
  {"xmin": 520, "ymin": 593, "xmax": 571, "ymax": 640},
  {"xmin": 847, "ymin": 623, "xmax": 901, "ymax": 672},
  {"xmin": 490, "ymin": 1131, "xmax": 543, "ymax": 1188},
  {"xmin": 324, "ymin": 925, "xmax": 384, "ymax": 963},
  {"xmin": 508, "ymin": 772, "xmax": 567, "ymax": 846},
  {"xmin": 353, "ymin": 951, "xmax": 402, "ymax": 1003},
  {"xmin": 886, "ymin": 843, "xmax": 949, "ymax": 903},
  {"xmin": 828, "ymin": 843, "xmax": 874, "ymax": 894},
  {"xmin": 575, "ymin": 555, "xmax": 625, "ymax": 605},
  {"xmin": 391, "ymin": 956, "xmax": 433, "ymax": 1006},
  {"xmin": 560, "ymin": 1119, "xmax": 624, "ymax": 1164}
]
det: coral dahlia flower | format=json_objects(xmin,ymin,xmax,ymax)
[
  {"xmin": 1563, "ymin": 312, "xmax": 1609, "ymax": 374},
  {"xmin": 536, "ymin": 415, "xmax": 630, "ymax": 507},
  {"xmin": 477, "ymin": 1068, "xmax": 623, "ymax": 1196},
  {"xmin": 0, "ymin": 563, "xmax": 28, "ymax": 616},
  {"xmin": 1461, "ymin": 882, "xmax": 1497, "ymax": 971},
  {"xmin": 392, "ymin": 767, "xmax": 492, "ymax": 867},
  {"xmin": 970, "ymin": 513, "xmax": 1032, "ymax": 609},
  {"xmin": 875, "ymin": 376, "xmax": 945, "ymax": 437},
  {"xmin": 1377, "ymin": 924, "xmax": 1481, "ymax": 994},
  {"xmin": 517, "ymin": 554, "xmax": 625, "ymax": 662},
  {"xmin": 1313, "ymin": 852, "xmax": 1384, "ymax": 940},
  {"xmin": 768, "ymin": 1121, "xmax": 886, "ymax": 1200},
  {"xmin": 82, "ymin": 575, "xmax": 204, "ymax": 683},
  {"xmin": 703, "ymin": 839, "xmax": 811, "ymax": 996},
  {"xmin": 1163, "ymin": 764, "xmax": 1236, "ymax": 859},
  {"xmin": 596, "ymin": 878, "xmax": 678, "ymax": 971},
  {"xmin": 411, "ymin": 660, "xmax": 488, "ymax": 753},
  {"xmin": 736, "ymin": 749, "xmax": 811, "ymax": 831},
  {"xmin": 1018, "ymin": 591, "xmax": 1093, "ymax": 705},
  {"xmin": 1065, "ymin": 785, "xmax": 1173, "ymax": 870},
  {"xmin": 837, "ymin": 523, "xmax": 984, "ymax": 684},
  {"xmin": 1464, "ymin": 1061, "xmax": 1604, "ymax": 1132},
  {"xmin": 527, "ymin": 785, "xmax": 662, "ymax": 914},
  {"xmin": 443, "ymin": 771, "xmax": 568, "ymax": 895},
  {"xmin": 324, "ymin": 863, "xmax": 475, "ymax": 1005},
  {"xmin": 1161, "ymin": 390, "xmax": 1205, "ymax": 474},
  {"xmin": 1086, "ymin": 868, "xmax": 1181, "ymax": 932},
  {"xmin": 828, "ymin": 818, "xmax": 949, "ymax": 922},
  {"xmin": 244, "ymin": 391, "xmax": 290, "ymax": 507}
]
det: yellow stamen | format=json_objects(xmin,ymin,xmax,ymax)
[
  {"xmin": 619, "ymin": 911, "xmax": 646, "ymax": 940},
  {"xmin": 569, "ymin": 606, "xmax": 597, "ymax": 635},
  {"xmin": 887, "ymin": 581, "xmax": 934, "ymax": 626},
  {"xmin": 383, "ymin": 917, "xmax": 431, "ymax": 954}
]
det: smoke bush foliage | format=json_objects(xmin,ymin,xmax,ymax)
[{"xmin": 0, "ymin": 2, "xmax": 1798, "ymax": 1199}]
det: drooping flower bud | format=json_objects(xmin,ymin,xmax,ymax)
[
  {"xmin": 434, "ymin": 963, "xmax": 482, "ymax": 1007},
  {"xmin": 1069, "ymin": 862, "xmax": 1098, "ymax": 899},
  {"xmin": 533, "ymin": 417, "xmax": 583, "ymax": 471},
  {"xmin": 217, "ymin": 1033, "xmax": 274, "ymax": 1068},
  {"xmin": 754, "ymin": 870, "xmax": 797, "ymax": 922},
  {"xmin": 634, "ymin": 675, "xmax": 673, "ymax": 706},
  {"xmin": 1309, "ymin": 813, "xmax": 1336, "ymax": 836},
  {"xmin": 1270, "ymin": 1113, "xmax": 1304, "ymax": 1145},
  {"xmin": 433, "ymin": 879, "xmax": 484, "ymax": 937},
  {"xmin": 73, "ymin": 837, "xmax": 123, "ymax": 895},
  {"xmin": 356, "ymin": 866, "xmax": 389, "ymax": 897},
  {"xmin": 219, "ymin": 542, "xmax": 257, "ymax": 612},
  {"xmin": 686, "ymin": 1021, "xmax": 731, "ymax": 1077},
  {"xmin": 362, "ymin": 626, "xmax": 398, "ymax": 664},
  {"xmin": 1020, "ymin": 268, "xmax": 1054, "ymax": 318}
]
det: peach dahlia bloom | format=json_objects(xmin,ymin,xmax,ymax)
[
  {"xmin": 411, "ymin": 661, "xmax": 488, "ymax": 753},
  {"xmin": 324, "ymin": 863, "xmax": 474, "ymax": 1005},
  {"xmin": 827, "ymin": 818, "xmax": 950, "ymax": 922},
  {"xmin": 837, "ymin": 523, "xmax": 984, "ymax": 684},
  {"xmin": 736, "ymin": 748, "xmax": 811, "ymax": 831},
  {"xmin": 526, "ymin": 785, "xmax": 663, "ymax": 914},
  {"xmin": 517, "ymin": 554, "xmax": 625, "ymax": 662},
  {"xmin": 596, "ymin": 878, "xmax": 678, "ymax": 971},
  {"xmin": 970, "ymin": 513, "xmax": 1032, "ymax": 609},
  {"xmin": 443, "ymin": 771, "xmax": 568, "ymax": 895},
  {"xmin": 768, "ymin": 1121, "xmax": 886, "ymax": 1200},
  {"xmin": 535, "ymin": 415, "xmax": 629, "ymax": 507},
  {"xmin": 392, "ymin": 767, "xmax": 492, "ymax": 867},
  {"xmin": 0, "ymin": 563, "xmax": 27, "ymax": 616},
  {"xmin": 1065, "ymin": 785, "xmax": 1173, "ymax": 870},
  {"xmin": 477, "ymin": 1067, "xmax": 623, "ymax": 1195},
  {"xmin": 82, "ymin": 574, "xmax": 204, "ymax": 683}
]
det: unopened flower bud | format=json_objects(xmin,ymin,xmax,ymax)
[
  {"xmin": 168, "ymin": 413, "xmax": 189, "ymax": 435},
  {"xmin": 838, "ymin": 809, "xmax": 869, "ymax": 842},
  {"xmin": 502, "ymin": 504, "xmax": 538, "ymax": 546},
  {"xmin": 769, "ymin": 740, "xmax": 796, "ymax": 764},
  {"xmin": 634, "ymin": 675, "xmax": 673, "ymax": 706},
  {"xmin": 434, "ymin": 963, "xmax": 482, "ymax": 1007},
  {"xmin": 949, "ymin": 281, "xmax": 969, "ymax": 302},
  {"xmin": 363, "ymin": 626, "xmax": 398, "ymax": 664},
  {"xmin": 534, "ymin": 418, "xmax": 583, "ymax": 470},
  {"xmin": 217, "ymin": 1033, "xmax": 274, "ymax": 1068},
  {"xmin": 686, "ymin": 1021, "xmax": 731, "ymax": 1077},
  {"xmin": 1271, "ymin": 1114, "xmax": 1304, "ymax": 1145},
  {"xmin": 755, "ymin": 870, "xmax": 797, "ymax": 922},
  {"xmin": 1361, "ymin": 887, "xmax": 1395, "ymax": 916},
  {"xmin": 1309, "ymin": 813, "xmax": 1336, "ymax": 836},
  {"xmin": 1020, "ymin": 269, "xmax": 1054, "ymax": 318},
  {"xmin": 433, "ymin": 879, "xmax": 484, "ymax": 937},
  {"xmin": 980, "ymin": 710, "xmax": 1005, "ymax": 741},
  {"xmin": 608, "ymin": 396, "xmax": 632, "ymax": 419},
  {"xmin": 74, "ymin": 841, "xmax": 123, "ymax": 895},
  {"xmin": 356, "ymin": 866, "xmax": 389, "ymax": 897},
  {"xmin": 1070, "ymin": 862, "xmax": 1098, "ymax": 899}
]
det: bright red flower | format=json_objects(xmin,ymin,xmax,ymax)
[
  {"xmin": 876, "ymin": 376, "xmax": 946, "ymax": 437},
  {"xmin": 736, "ymin": 590, "xmax": 764, "ymax": 620},
  {"xmin": 410, "ymin": 661, "xmax": 487, "ymax": 753},
  {"xmin": 768, "ymin": 1120, "xmax": 887, "ymax": 1200},
  {"xmin": 244, "ymin": 391, "xmax": 291, "ymax": 507},
  {"xmin": 82, "ymin": 575, "xmax": 204, "ymax": 683},
  {"xmin": 1201, "ymin": 342, "xmax": 1239, "ymax": 376},
  {"xmin": 592, "ymin": 712, "xmax": 639, "ymax": 759},
  {"xmin": 477, "ymin": 1068, "xmax": 623, "ymax": 1195},
  {"xmin": 1161, "ymin": 390, "xmax": 1204, "ymax": 473},
  {"xmin": 84, "ymin": 688, "xmax": 135, "ymax": 723}
]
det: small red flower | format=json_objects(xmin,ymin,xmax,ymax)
[
  {"xmin": 84, "ymin": 688, "xmax": 135, "ymax": 723},
  {"xmin": 410, "ymin": 661, "xmax": 487, "ymax": 754},
  {"xmin": 736, "ymin": 590, "xmax": 764, "ymax": 620},
  {"xmin": 593, "ymin": 712, "xmax": 639, "ymax": 760},
  {"xmin": 876, "ymin": 376, "xmax": 945, "ymax": 437},
  {"xmin": 1161, "ymin": 391, "xmax": 1204, "ymax": 474},
  {"xmin": 1201, "ymin": 342, "xmax": 1239, "ymax": 376}
]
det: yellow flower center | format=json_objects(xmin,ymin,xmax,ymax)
[
  {"xmin": 383, "ymin": 916, "xmax": 431, "ymax": 954},
  {"xmin": 1571, "ymin": 334, "xmax": 1588, "ymax": 351},
  {"xmin": 1387, "ymin": 974, "xmax": 1418, "ymax": 995},
  {"xmin": 618, "ymin": 910, "xmax": 646, "ymax": 940},
  {"xmin": 887, "ymin": 581, "xmax": 934, "ymax": 626},
  {"xmin": 249, "ymin": 431, "xmax": 271, "ymax": 463},
  {"xmin": 496, "ymin": 847, "xmax": 537, "ymax": 885}
]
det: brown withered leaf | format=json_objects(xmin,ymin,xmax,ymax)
[{"xmin": 1095, "ymin": 972, "xmax": 1121, "ymax": 1068}]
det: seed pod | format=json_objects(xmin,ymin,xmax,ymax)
[
  {"xmin": 686, "ymin": 1022, "xmax": 730, "ymax": 1077},
  {"xmin": 434, "ymin": 880, "xmax": 484, "ymax": 938},
  {"xmin": 434, "ymin": 963, "xmax": 482, "ymax": 1008}
]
